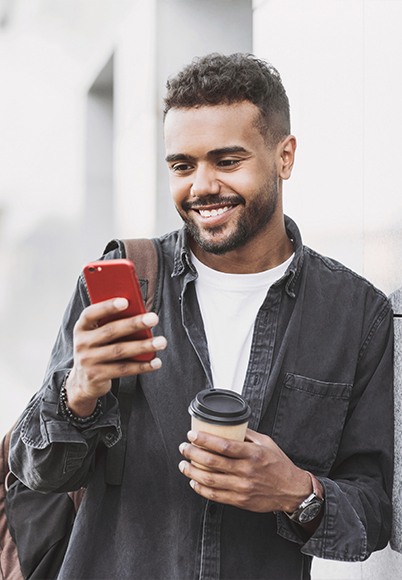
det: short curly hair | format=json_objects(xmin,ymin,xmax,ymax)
[{"xmin": 163, "ymin": 53, "xmax": 290, "ymax": 144}]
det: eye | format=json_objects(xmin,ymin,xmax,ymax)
[
  {"xmin": 170, "ymin": 162, "xmax": 193, "ymax": 173},
  {"xmin": 217, "ymin": 159, "xmax": 241, "ymax": 168}
]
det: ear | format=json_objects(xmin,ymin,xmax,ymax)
[{"xmin": 277, "ymin": 135, "xmax": 296, "ymax": 180}]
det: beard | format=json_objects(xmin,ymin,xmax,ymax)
[{"xmin": 178, "ymin": 175, "xmax": 279, "ymax": 255}]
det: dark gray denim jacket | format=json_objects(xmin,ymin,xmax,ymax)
[{"xmin": 10, "ymin": 216, "xmax": 394, "ymax": 580}]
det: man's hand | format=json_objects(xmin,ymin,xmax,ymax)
[
  {"xmin": 66, "ymin": 297, "xmax": 167, "ymax": 416},
  {"xmin": 178, "ymin": 428, "xmax": 311, "ymax": 514}
]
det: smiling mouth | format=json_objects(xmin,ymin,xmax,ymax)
[{"xmin": 197, "ymin": 205, "xmax": 232, "ymax": 218}]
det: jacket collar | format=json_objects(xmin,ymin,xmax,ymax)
[{"xmin": 172, "ymin": 215, "xmax": 304, "ymax": 297}]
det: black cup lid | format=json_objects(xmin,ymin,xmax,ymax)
[{"xmin": 188, "ymin": 388, "xmax": 251, "ymax": 425}]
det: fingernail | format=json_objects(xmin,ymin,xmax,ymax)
[
  {"xmin": 142, "ymin": 312, "xmax": 158, "ymax": 326},
  {"xmin": 149, "ymin": 357, "xmax": 162, "ymax": 369},
  {"xmin": 187, "ymin": 430, "xmax": 197, "ymax": 442},
  {"xmin": 179, "ymin": 442, "xmax": 188, "ymax": 454},
  {"xmin": 114, "ymin": 297, "xmax": 128, "ymax": 310},
  {"xmin": 178, "ymin": 460, "xmax": 188, "ymax": 473},
  {"xmin": 189, "ymin": 480, "xmax": 196, "ymax": 489},
  {"xmin": 152, "ymin": 336, "xmax": 167, "ymax": 350}
]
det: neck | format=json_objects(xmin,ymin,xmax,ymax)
[{"xmin": 191, "ymin": 217, "xmax": 293, "ymax": 274}]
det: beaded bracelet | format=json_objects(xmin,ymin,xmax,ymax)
[{"xmin": 59, "ymin": 385, "xmax": 103, "ymax": 429}]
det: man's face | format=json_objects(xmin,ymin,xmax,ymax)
[{"xmin": 164, "ymin": 102, "xmax": 282, "ymax": 256}]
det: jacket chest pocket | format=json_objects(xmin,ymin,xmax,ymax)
[{"xmin": 271, "ymin": 373, "xmax": 352, "ymax": 474}]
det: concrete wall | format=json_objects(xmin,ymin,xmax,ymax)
[{"xmin": 253, "ymin": 0, "xmax": 402, "ymax": 578}]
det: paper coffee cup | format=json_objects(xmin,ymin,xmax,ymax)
[{"xmin": 188, "ymin": 388, "xmax": 251, "ymax": 442}]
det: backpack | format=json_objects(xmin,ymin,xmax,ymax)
[{"xmin": 0, "ymin": 237, "xmax": 162, "ymax": 580}]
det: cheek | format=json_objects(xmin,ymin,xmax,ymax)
[
  {"xmin": 225, "ymin": 174, "xmax": 257, "ymax": 196},
  {"xmin": 169, "ymin": 178, "xmax": 189, "ymax": 207},
  {"xmin": 226, "ymin": 162, "xmax": 269, "ymax": 194}
]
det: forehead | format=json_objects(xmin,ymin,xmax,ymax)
[{"xmin": 164, "ymin": 102, "xmax": 265, "ymax": 155}]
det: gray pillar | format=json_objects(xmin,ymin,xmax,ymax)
[
  {"xmin": 85, "ymin": 55, "xmax": 114, "ymax": 257},
  {"xmin": 389, "ymin": 288, "xmax": 402, "ymax": 554}
]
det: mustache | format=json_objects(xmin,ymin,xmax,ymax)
[{"xmin": 182, "ymin": 194, "xmax": 245, "ymax": 211}]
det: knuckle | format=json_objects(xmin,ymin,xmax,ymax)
[
  {"xmin": 220, "ymin": 439, "xmax": 233, "ymax": 456},
  {"xmin": 207, "ymin": 488, "xmax": 218, "ymax": 502},
  {"xmin": 250, "ymin": 446, "xmax": 263, "ymax": 464},
  {"xmin": 238, "ymin": 492, "xmax": 251, "ymax": 508},
  {"xmin": 78, "ymin": 353, "xmax": 91, "ymax": 367},
  {"xmin": 202, "ymin": 453, "xmax": 220, "ymax": 470},
  {"xmin": 128, "ymin": 316, "xmax": 142, "ymax": 331},
  {"xmin": 116, "ymin": 361, "xmax": 131, "ymax": 375},
  {"xmin": 244, "ymin": 463, "xmax": 260, "ymax": 483},
  {"xmin": 78, "ymin": 308, "xmax": 92, "ymax": 328},
  {"xmin": 241, "ymin": 477, "xmax": 255, "ymax": 495},
  {"xmin": 111, "ymin": 342, "xmax": 125, "ymax": 359},
  {"xmin": 84, "ymin": 367, "xmax": 98, "ymax": 383},
  {"xmin": 100, "ymin": 324, "xmax": 115, "ymax": 342},
  {"xmin": 255, "ymin": 446, "xmax": 264, "ymax": 460},
  {"xmin": 203, "ymin": 472, "xmax": 216, "ymax": 487},
  {"xmin": 138, "ymin": 360, "xmax": 155, "ymax": 374},
  {"xmin": 74, "ymin": 338, "xmax": 86, "ymax": 353}
]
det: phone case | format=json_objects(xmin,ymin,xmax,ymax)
[{"xmin": 83, "ymin": 259, "xmax": 155, "ymax": 362}]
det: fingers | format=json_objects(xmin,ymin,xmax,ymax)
[
  {"xmin": 177, "ymin": 443, "xmax": 256, "ymax": 511},
  {"xmin": 178, "ymin": 430, "xmax": 252, "ymax": 478},
  {"xmin": 77, "ymin": 298, "xmax": 158, "ymax": 335},
  {"xmin": 82, "ymin": 333, "xmax": 167, "ymax": 365},
  {"xmin": 75, "ymin": 299, "xmax": 166, "ymax": 359},
  {"xmin": 78, "ymin": 297, "xmax": 129, "ymax": 329},
  {"xmin": 185, "ymin": 429, "xmax": 249, "ymax": 458},
  {"xmin": 71, "ymin": 300, "xmax": 167, "ymax": 397}
]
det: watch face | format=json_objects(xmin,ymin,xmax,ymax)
[{"xmin": 298, "ymin": 500, "xmax": 323, "ymax": 523}]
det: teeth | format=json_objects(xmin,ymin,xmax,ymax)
[{"xmin": 199, "ymin": 206, "xmax": 230, "ymax": 218}]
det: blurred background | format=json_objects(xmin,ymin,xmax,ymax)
[{"xmin": 1, "ymin": 1, "xmax": 401, "ymax": 577}]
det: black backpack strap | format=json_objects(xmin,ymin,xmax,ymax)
[{"xmin": 104, "ymin": 238, "xmax": 162, "ymax": 486}]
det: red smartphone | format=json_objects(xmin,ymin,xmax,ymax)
[{"xmin": 83, "ymin": 259, "xmax": 155, "ymax": 362}]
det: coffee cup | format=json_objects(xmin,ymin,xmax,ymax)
[{"xmin": 188, "ymin": 388, "xmax": 251, "ymax": 442}]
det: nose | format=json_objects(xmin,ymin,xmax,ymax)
[{"xmin": 190, "ymin": 164, "xmax": 220, "ymax": 197}]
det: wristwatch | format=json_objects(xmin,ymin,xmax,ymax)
[{"xmin": 286, "ymin": 472, "xmax": 324, "ymax": 524}]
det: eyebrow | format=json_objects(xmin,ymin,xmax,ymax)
[{"xmin": 165, "ymin": 146, "xmax": 249, "ymax": 163}]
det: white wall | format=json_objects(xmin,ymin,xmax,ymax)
[
  {"xmin": 114, "ymin": 0, "xmax": 159, "ymax": 239},
  {"xmin": 253, "ymin": 0, "xmax": 402, "ymax": 297},
  {"xmin": 253, "ymin": 0, "xmax": 402, "ymax": 578},
  {"xmin": 0, "ymin": 0, "xmax": 136, "ymax": 431}
]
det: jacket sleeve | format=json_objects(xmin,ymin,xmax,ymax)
[
  {"xmin": 9, "ymin": 272, "xmax": 121, "ymax": 493},
  {"xmin": 277, "ymin": 300, "xmax": 394, "ymax": 561}
]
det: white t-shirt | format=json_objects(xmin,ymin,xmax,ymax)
[{"xmin": 192, "ymin": 252, "xmax": 294, "ymax": 394}]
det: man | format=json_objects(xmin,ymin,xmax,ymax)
[{"xmin": 10, "ymin": 53, "xmax": 393, "ymax": 579}]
